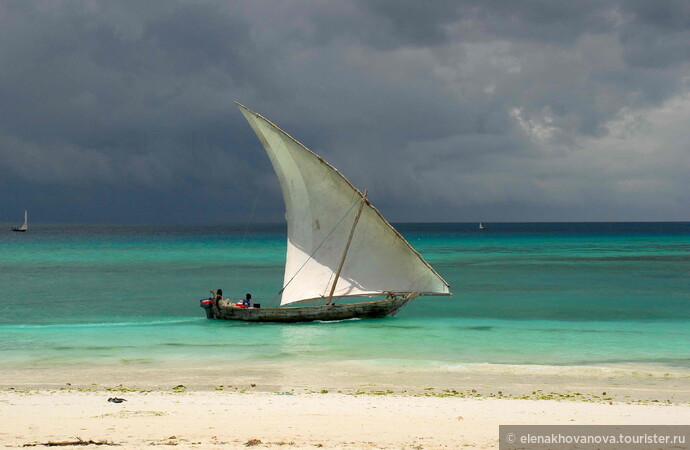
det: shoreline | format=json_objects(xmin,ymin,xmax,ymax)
[
  {"xmin": 2, "ymin": 390, "xmax": 688, "ymax": 449},
  {"xmin": 2, "ymin": 360, "xmax": 689, "ymax": 403},
  {"xmin": 3, "ymin": 353, "xmax": 689, "ymax": 447},
  {"xmin": 2, "ymin": 383, "xmax": 688, "ymax": 406}
]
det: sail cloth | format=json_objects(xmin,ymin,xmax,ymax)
[
  {"xmin": 19, "ymin": 210, "xmax": 27, "ymax": 231},
  {"xmin": 237, "ymin": 103, "xmax": 451, "ymax": 306}
]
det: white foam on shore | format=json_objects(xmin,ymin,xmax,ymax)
[{"xmin": 435, "ymin": 361, "xmax": 690, "ymax": 378}]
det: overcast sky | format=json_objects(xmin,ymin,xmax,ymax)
[{"xmin": 1, "ymin": 0, "xmax": 689, "ymax": 223}]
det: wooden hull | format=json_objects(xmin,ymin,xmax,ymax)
[{"xmin": 211, "ymin": 297, "xmax": 413, "ymax": 323}]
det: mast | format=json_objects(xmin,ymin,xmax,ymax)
[{"xmin": 326, "ymin": 190, "xmax": 368, "ymax": 305}]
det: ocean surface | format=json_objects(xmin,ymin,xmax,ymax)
[{"xmin": 1, "ymin": 222, "xmax": 689, "ymax": 384}]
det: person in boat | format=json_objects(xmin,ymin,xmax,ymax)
[
  {"xmin": 214, "ymin": 288, "xmax": 223, "ymax": 308},
  {"xmin": 234, "ymin": 293, "xmax": 251, "ymax": 308}
]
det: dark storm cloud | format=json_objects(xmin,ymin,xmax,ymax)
[
  {"xmin": 618, "ymin": 0, "xmax": 690, "ymax": 68},
  {"xmin": 1, "ymin": 0, "xmax": 689, "ymax": 223},
  {"xmin": 354, "ymin": 0, "xmax": 464, "ymax": 47}
]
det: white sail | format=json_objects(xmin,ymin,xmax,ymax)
[
  {"xmin": 237, "ymin": 104, "xmax": 450, "ymax": 306},
  {"xmin": 19, "ymin": 210, "xmax": 28, "ymax": 231}
]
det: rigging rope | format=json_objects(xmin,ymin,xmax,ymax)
[{"xmin": 267, "ymin": 196, "xmax": 361, "ymax": 307}]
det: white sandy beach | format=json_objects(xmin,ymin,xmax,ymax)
[
  {"xmin": 1, "ymin": 389, "xmax": 688, "ymax": 449},
  {"xmin": 2, "ymin": 360, "xmax": 689, "ymax": 449}
]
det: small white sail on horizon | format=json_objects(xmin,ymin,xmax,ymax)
[
  {"xmin": 237, "ymin": 103, "xmax": 450, "ymax": 306},
  {"xmin": 479, "ymin": 222, "xmax": 484, "ymax": 230},
  {"xmin": 13, "ymin": 210, "xmax": 28, "ymax": 232}
]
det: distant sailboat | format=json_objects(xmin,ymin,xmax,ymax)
[
  {"xmin": 201, "ymin": 103, "xmax": 451, "ymax": 323},
  {"xmin": 12, "ymin": 210, "xmax": 28, "ymax": 232},
  {"xmin": 479, "ymin": 222, "xmax": 484, "ymax": 230}
]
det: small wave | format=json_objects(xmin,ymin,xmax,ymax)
[
  {"xmin": 532, "ymin": 327, "xmax": 643, "ymax": 335},
  {"xmin": 158, "ymin": 342, "xmax": 272, "ymax": 348},
  {"xmin": 368, "ymin": 324, "xmax": 425, "ymax": 330},
  {"xmin": 314, "ymin": 318, "xmax": 362, "ymax": 324},
  {"xmin": 435, "ymin": 362, "xmax": 690, "ymax": 377},
  {"xmin": 52, "ymin": 345, "xmax": 139, "ymax": 351},
  {"xmin": 119, "ymin": 358, "xmax": 154, "ymax": 364},
  {"xmin": 0, "ymin": 317, "xmax": 203, "ymax": 330}
]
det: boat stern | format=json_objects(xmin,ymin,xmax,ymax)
[{"xmin": 200, "ymin": 298, "xmax": 215, "ymax": 318}]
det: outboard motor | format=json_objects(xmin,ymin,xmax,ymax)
[{"xmin": 200, "ymin": 298, "xmax": 214, "ymax": 319}]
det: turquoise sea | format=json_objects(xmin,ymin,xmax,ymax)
[{"xmin": 1, "ymin": 222, "xmax": 689, "ymax": 385}]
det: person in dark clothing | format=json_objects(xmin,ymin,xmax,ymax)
[
  {"xmin": 243, "ymin": 293, "xmax": 252, "ymax": 307},
  {"xmin": 214, "ymin": 288, "xmax": 223, "ymax": 308}
]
